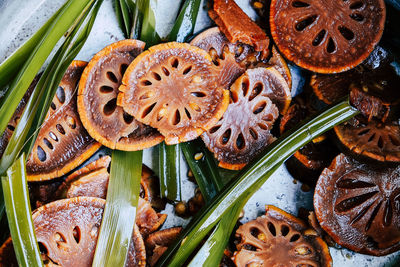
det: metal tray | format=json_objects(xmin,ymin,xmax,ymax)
[{"xmin": 0, "ymin": 0, "xmax": 399, "ymax": 266}]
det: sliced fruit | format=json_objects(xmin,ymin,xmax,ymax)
[
  {"xmin": 141, "ymin": 165, "xmax": 166, "ymax": 210},
  {"xmin": 314, "ymin": 153, "xmax": 400, "ymax": 255},
  {"xmin": 26, "ymin": 61, "xmax": 101, "ymax": 181},
  {"xmin": 31, "ymin": 197, "xmax": 146, "ymax": 266},
  {"xmin": 145, "ymin": 227, "xmax": 182, "ymax": 266},
  {"xmin": 202, "ymin": 67, "xmax": 290, "ymax": 170},
  {"xmin": 0, "ymin": 238, "xmax": 17, "ymax": 267},
  {"xmin": 209, "ymin": 0, "xmax": 270, "ymax": 58},
  {"xmin": 269, "ymin": 46, "xmax": 292, "ymax": 89},
  {"xmin": 233, "ymin": 205, "xmax": 332, "ymax": 266},
  {"xmin": 118, "ymin": 42, "xmax": 229, "ymax": 145},
  {"xmin": 270, "ymin": 0, "xmax": 386, "ymax": 73},
  {"xmin": 78, "ymin": 39, "xmax": 164, "ymax": 150},
  {"xmin": 137, "ymin": 198, "xmax": 167, "ymax": 238},
  {"xmin": 334, "ymin": 118, "xmax": 400, "ymax": 162}
]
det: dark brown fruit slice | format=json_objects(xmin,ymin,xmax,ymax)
[
  {"xmin": 314, "ymin": 153, "xmax": 400, "ymax": 255},
  {"xmin": 118, "ymin": 42, "xmax": 229, "ymax": 145},
  {"xmin": 26, "ymin": 61, "xmax": 101, "ymax": 181},
  {"xmin": 270, "ymin": 0, "xmax": 386, "ymax": 73},
  {"xmin": 137, "ymin": 198, "xmax": 167, "ymax": 238},
  {"xmin": 31, "ymin": 197, "xmax": 146, "ymax": 266},
  {"xmin": 202, "ymin": 67, "xmax": 289, "ymax": 170},
  {"xmin": 234, "ymin": 205, "xmax": 332, "ymax": 266},
  {"xmin": 209, "ymin": 0, "xmax": 270, "ymax": 58},
  {"xmin": 145, "ymin": 227, "xmax": 182, "ymax": 266},
  {"xmin": 78, "ymin": 39, "xmax": 164, "ymax": 150},
  {"xmin": 334, "ymin": 118, "xmax": 400, "ymax": 162},
  {"xmin": 0, "ymin": 238, "xmax": 17, "ymax": 267},
  {"xmin": 141, "ymin": 165, "xmax": 166, "ymax": 210}
]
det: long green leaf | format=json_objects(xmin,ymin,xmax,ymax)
[
  {"xmin": 135, "ymin": 0, "xmax": 160, "ymax": 46},
  {"xmin": 93, "ymin": 150, "xmax": 143, "ymax": 266},
  {"xmin": 167, "ymin": 0, "xmax": 201, "ymax": 42},
  {"xmin": 156, "ymin": 99, "xmax": 359, "ymax": 266},
  {"xmin": 0, "ymin": 0, "xmax": 94, "ymax": 136},
  {"xmin": 1, "ymin": 154, "xmax": 42, "ymax": 267},
  {"xmin": 159, "ymin": 142, "xmax": 182, "ymax": 201}
]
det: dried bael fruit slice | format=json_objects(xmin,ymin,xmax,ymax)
[
  {"xmin": 209, "ymin": 0, "xmax": 270, "ymax": 58},
  {"xmin": 78, "ymin": 39, "xmax": 164, "ymax": 150},
  {"xmin": 118, "ymin": 42, "xmax": 229, "ymax": 145},
  {"xmin": 334, "ymin": 118, "xmax": 400, "ymax": 162},
  {"xmin": 26, "ymin": 61, "xmax": 101, "ymax": 181},
  {"xmin": 314, "ymin": 153, "xmax": 400, "ymax": 255},
  {"xmin": 233, "ymin": 205, "xmax": 332, "ymax": 266},
  {"xmin": 202, "ymin": 67, "xmax": 290, "ymax": 170},
  {"xmin": 145, "ymin": 227, "xmax": 182, "ymax": 266},
  {"xmin": 270, "ymin": 0, "xmax": 386, "ymax": 73},
  {"xmin": 0, "ymin": 238, "xmax": 17, "ymax": 267}
]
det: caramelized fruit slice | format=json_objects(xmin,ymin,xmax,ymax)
[
  {"xmin": 118, "ymin": 42, "xmax": 229, "ymax": 144},
  {"xmin": 270, "ymin": 0, "xmax": 386, "ymax": 73},
  {"xmin": 334, "ymin": 118, "xmax": 400, "ymax": 162},
  {"xmin": 314, "ymin": 153, "xmax": 400, "ymax": 255},
  {"xmin": 202, "ymin": 67, "xmax": 290, "ymax": 170},
  {"xmin": 78, "ymin": 39, "xmax": 163, "ymax": 150},
  {"xmin": 26, "ymin": 61, "xmax": 101, "ymax": 181},
  {"xmin": 31, "ymin": 197, "xmax": 146, "ymax": 266},
  {"xmin": 209, "ymin": 0, "xmax": 270, "ymax": 58},
  {"xmin": 145, "ymin": 227, "xmax": 182, "ymax": 266},
  {"xmin": 234, "ymin": 205, "xmax": 332, "ymax": 267}
]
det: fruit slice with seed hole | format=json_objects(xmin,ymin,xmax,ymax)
[
  {"xmin": 334, "ymin": 118, "xmax": 400, "ymax": 162},
  {"xmin": 26, "ymin": 61, "xmax": 101, "ymax": 181},
  {"xmin": 314, "ymin": 153, "xmax": 400, "ymax": 255},
  {"xmin": 145, "ymin": 227, "xmax": 182, "ymax": 267},
  {"xmin": 30, "ymin": 197, "xmax": 146, "ymax": 266},
  {"xmin": 234, "ymin": 205, "xmax": 332, "ymax": 266},
  {"xmin": 209, "ymin": 0, "xmax": 270, "ymax": 58},
  {"xmin": 0, "ymin": 238, "xmax": 17, "ymax": 266},
  {"xmin": 202, "ymin": 67, "xmax": 290, "ymax": 170},
  {"xmin": 118, "ymin": 42, "xmax": 229, "ymax": 145},
  {"xmin": 270, "ymin": 0, "xmax": 386, "ymax": 73},
  {"xmin": 78, "ymin": 39, "xmax": 164, "ymax": 150},
  {"xmin": 0, "ymin": 74, "xmax": 40, "ymax": 160}
]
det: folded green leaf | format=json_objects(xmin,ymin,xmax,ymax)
[
  {"xmin": 168, "ymin": 0, "xmax": 201, "ymax": 42},
  {"xmin": 159, "ymin": 142, "xmax": 182, "ymax": 201},
  {"xmin": 93, "ymin": 150, "xmax": 143, "ymax": 266},
  {"xmin": 135, "ymin": 0, "xmax": 160, "ymax": 46},
  {"xmin": 0, "ymin": 0, "xmax": 94, "ymax": 136},
  {"xmin": 1, "ymin": 154, "xmax": 43, "ymax": 267},
  {"xmin": 156, "ymin": 99, "xmax": 359, "ymax": 266}
]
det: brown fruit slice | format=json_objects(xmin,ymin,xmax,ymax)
[
  {"xmin": 270, "ymin": 0, "xmax": 386, "ymax": 73},
  {"xmin": 202, "ymin": 67, "xmax": 290, "ymax": 170},
  {"xmin": 334, "ymin": 118, "xmax": 400, "ymax": 162},
  {"xmin": 145, "ymin": 227, "xmax": 182, "ymax": 266},
  {"xmin": 78, "ymin": 39, "xmax": 164, "ymax": 150},
  {"xmin": 314, "ymin": 153, "xmax": 400, "ymax": 255},
  {"xmin": 31, "ymin": 197, "xmax": 146, "ymax": 266},
  {"xmin": 0, "ymin": 238, "xmax": 17, "ymax": 267},
  {"xmin": 118, "ymin": 42, "xmax": 229, "ymax": 145},
  {"xmin": 26, "ymin": 61, "xmax": 101, "ymax": 181},
  {"xmin": 209, "ymin": 0, "xmax": 270, "ymax": 58},
  {"xmin": 234, "ymin": 205, "xmax": 332, "ymax": 267}
]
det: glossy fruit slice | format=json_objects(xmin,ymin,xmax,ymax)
[
  {"xmin": 78, "ymin": 39, "xmax": 164, "ymax": 150},
  {"xmin": 145, "ymin": 227, "xmax": 182, "ymax": 266},
  {"xmin": 118, "ymin": 42, "xmax": 229, "ymax": 145},
  {"xmin": 26, "ymin": 61, "xmax": 101, "ymax": 181},
  {"xmin": 202, "ymin": 67, "xmax": 290, "ymax": 170},
  {"xmin": 234, "ymin": 205, "xmax": 332, "ymax": 267},
  {"xmin": 334, "ymin": 118, "xmax": 400, "ymax": 162},
  {"xmin": 32, "ymin": 197, "xmax": 146, "ymax": 266},
  {"xmin": 270, "ymin": 0, "xmax": 386, "ymax": 73},
  {"xmin": 314, "ymin": 153, "xmax": 400, "ymax": 255},
  {"xmin": 209, "ymin": 0, "xmax": 270, "ymax": 58}
]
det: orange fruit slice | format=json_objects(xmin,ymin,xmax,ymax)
[
  {"xmin": 78, "ymin": 39, "xmax": 164, "ymax": 150},
  {"xmin": 118, "ymin": 42, "xmax": 229, "ymax": 145},
  {"xmin": 26, "ymin": 61, "xmax": 101, "ymax": 181}
]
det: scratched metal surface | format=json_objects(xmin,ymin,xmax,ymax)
[{"xmin": 0, "ymin": 0, "xmax": 399, "ymax": 266}]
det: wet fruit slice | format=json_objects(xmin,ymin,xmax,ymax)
[
  {"xmin": 26, "ymin": 61, "xmax": 101, "ymax": 181},
  {"xmin": 118, "ymin": 42, "xmax": 229, "ymax": 145},
  {"xmin": 314, "ymin": 153, "xmax": 400, "ymax": 255},
  {"xmin": 31, "ymin": 197, "xmax": 146, "ymax": 266},
  {"xmin": 270, "ymin": 0, "xmax": 386, "ymax": 73},
  {"xmin": 234, "ymin": 205, "xmax": 332, "ymax": 266},
  {"xmin": 78, "ymin": 39, "xmax": 164, "ymax": 150},
  {"xmin": 209, "ymin": 0, "xmax": 270, "ymax": 58},
  {"xmin": 202, "ymin": 67, "xmax": 290, "ymax": 170},
  {"xmin": 145, "ymin": 227, "xmax": 182, "ymax": 266},
  {"xmin": 334, "ymin": 118, "xmax": 400, "ymax": 162}
]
